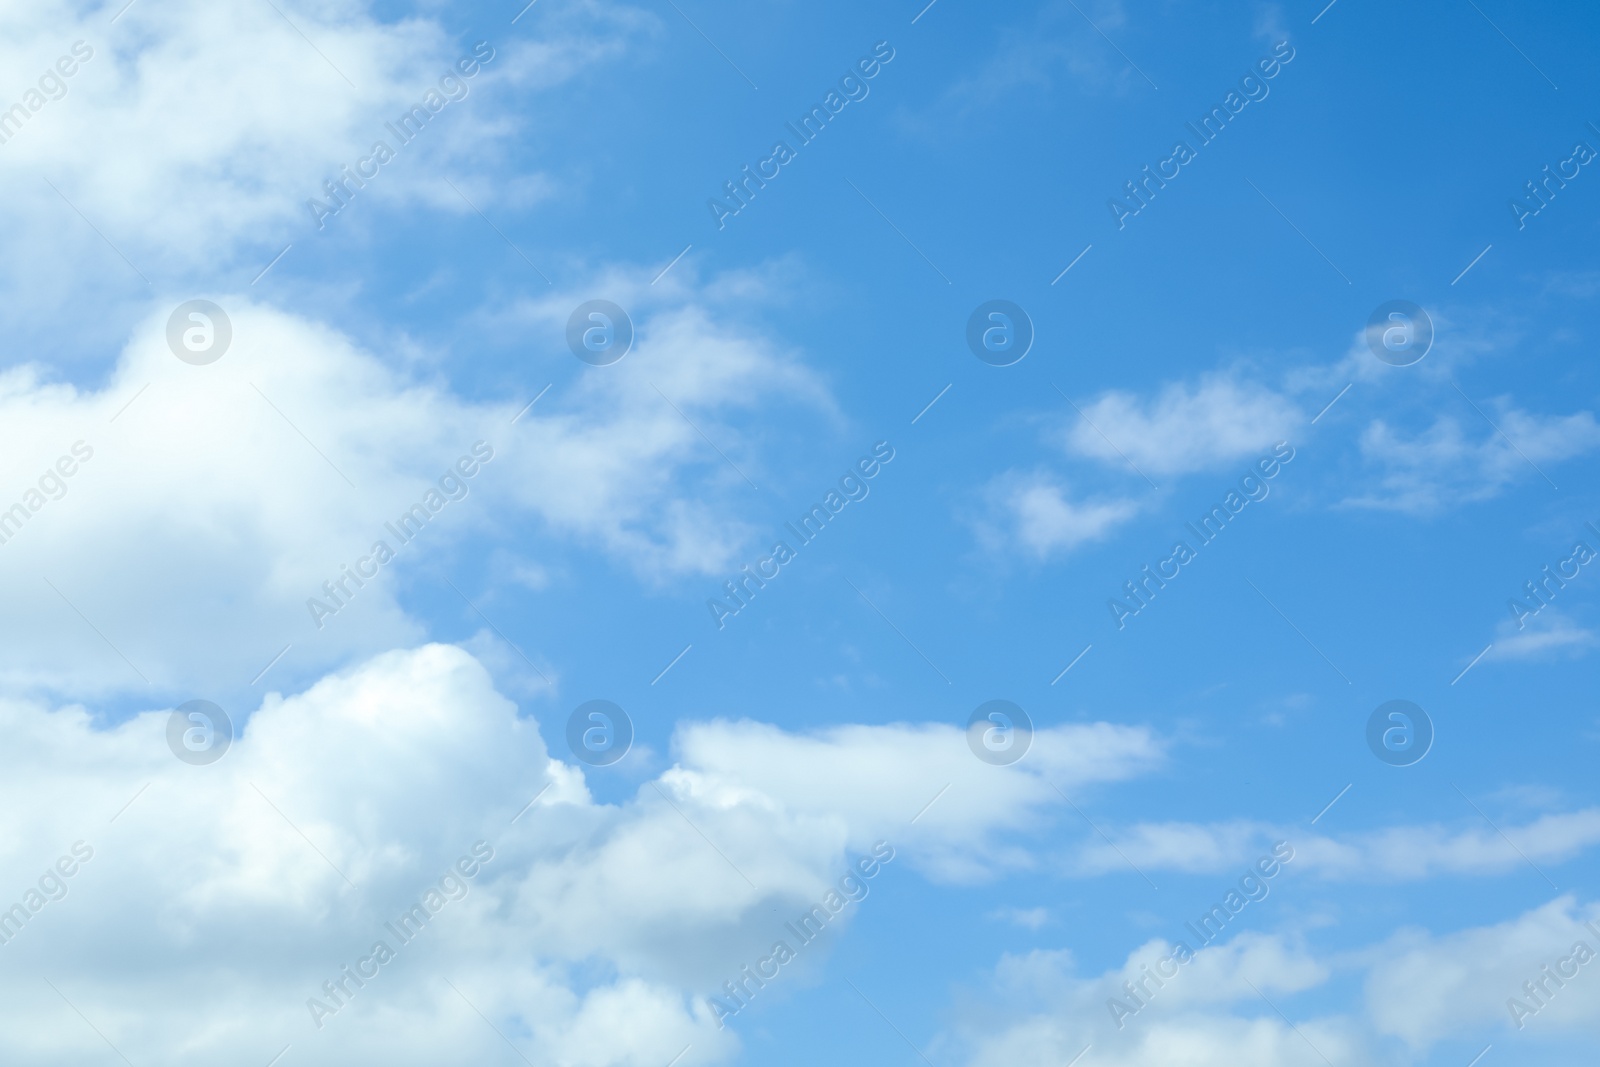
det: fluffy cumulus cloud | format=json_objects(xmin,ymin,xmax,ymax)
[
  {"xmin": 0, "ymin": 642, "xmax": 1165, "ymax": 1066},
  {"xmin": 0, "ymin": 278, "xmax": 823, "ymax": 699},
  {"xmin": 0, "ymin": 1, "xmax": 419, "ymax": 285},
  {"xmin": 0, "ymin": 0, "xmax": 646, "ymax": 329}
]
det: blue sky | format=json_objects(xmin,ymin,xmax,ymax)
[{"xmin": 0, "ymin": 0, "xmax": 1598, "ymax": 1065}]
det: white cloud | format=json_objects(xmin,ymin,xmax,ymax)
[
  {"xmin": 982, "ymin": 472, "xmax": 1141, "ymax": 558},
  {"xmin": 0, "ymin": 0, "xmax": 648, "ymax": 336},
  {"xmin": 0, "ymin": 642, "xmax": 1171, "ymax": 1065},
  {"xmin": 1320, "ymin": 304, "xmax": 1507, "ymax": 388},
  {"xmin": 0, "ymin": 279, "xmax": 824, "ymax": 699},
  {"xmin": 1253, "ymin": 3, "xmax": 1290, "ymax": 46},
  {"xmin": 1294, "ymin": 810, "xmax": 1600, "ymax": 879},
  {"xmin": 1062, "ymin": 374, "xmax": 1300, "ymax": 478},
  {"xmin": 669, "ymin": 716, "xmax": 1165, "ymax": 883},
  {"xmin": 914, "ymin": 0, "xmax": 1140, "ymax": 124},
  {"xmin": 959, "ymin": 889, "xmax": 1600, "ymax": 1066},
  {"xmin": 1348, "ymin": 407, "xmax": 1600, "ymax": 512},
  {"xmin": 957, "ymin": 933, "xmax": 1357, "ymax": 1067},
  {"xmin": 1365, "ymin": 895, "xmax": 1600, "ymax": 1048},
  {"xmin": 1074, "ymin": 819, "xmax": 1270, "ymax": 876},
  {"xmin": 1, "ymin": 3, "xmax": 426, "ymax": 273},
  {"xmin": 1491, "ymin": 609, "xmax": 1599, "ymax": 661},
  {"xmin": 1075, "ymin": 810, "xmax": 1600, "ymax": 881}
]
